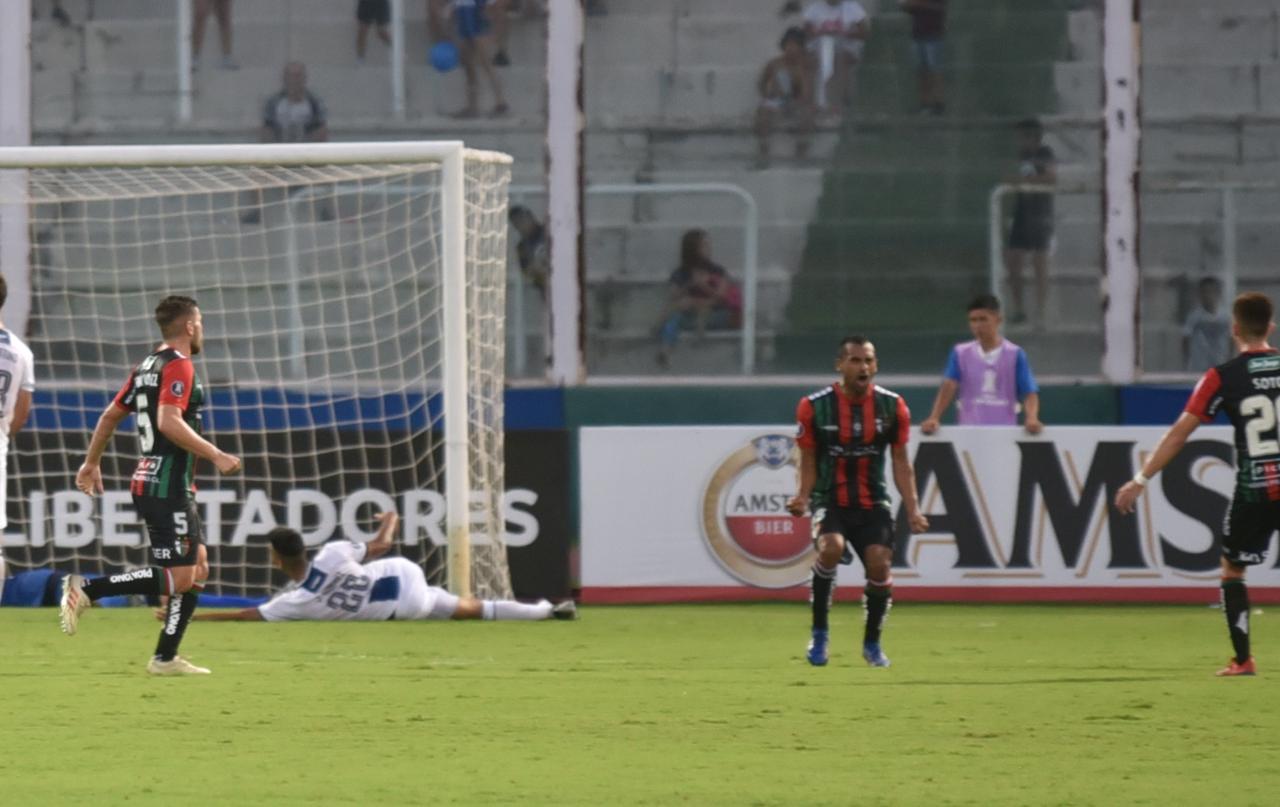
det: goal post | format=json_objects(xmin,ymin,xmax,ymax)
[{"xmin": 0, "ymin": 141, "xmax": 512, "ymax": 600}]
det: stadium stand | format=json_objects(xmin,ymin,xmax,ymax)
[{"xmin": 26, "ymin": 0, "xmax": 1280, "ymax": 376}]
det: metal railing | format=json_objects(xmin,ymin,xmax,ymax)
[{"xmin": 508, "ymin": 182, "xmax": 760, "ymax": 376}]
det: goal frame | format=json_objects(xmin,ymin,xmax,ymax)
[{"xmin": 0, "ymin": 140, "xmax": 511, "ymax": 598}]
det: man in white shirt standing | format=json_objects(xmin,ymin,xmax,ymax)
[
  {"xmin": 802, "ymin": 0, "xmax": 871, "ymax": 115},
  {"xmin": 0, "ymin": 275, "xmax": 36, "ymax": 602},
  {"xmin": 185, "ymin": 511, "xmax": 576, "ymax": 623}
]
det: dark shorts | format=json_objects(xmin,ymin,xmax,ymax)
[
  {"xmin": 133, "ymin": 496, "xmax": 204, "ymax": 568},
  {"xmin": 456, "ymin": 4, "xmax": 492, "ymax": 40},
  {"xmin": 357, "ymin": 0, "xmax": 391, "ymax": 25},
  {"xmin": 1222, "ymin": 496, "xmax": 1280, "ymax": 566},
  {"xmin": 912, "ymin": 38, "xmax": 943, "ymax": 71},
  {"xmin": 1008, "ymin": 211, "xmax": 1053, "ymax": 252},
  {"xmin": 811, "ymin": 506, "xmax": 895, "ymax": 566}
]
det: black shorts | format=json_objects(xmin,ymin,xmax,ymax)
[
  {"xmin": 1222, "ymin": 496, "xmax": 1280, "ymax": 566},
  {"xmin": 133, "ymin": 496, "xmax": 204, "ymax": 568},
  {"xmin": 811, "ymin": 506, "xmax": 894, "ymax": 566},
  {"xmin": 1008, "ymin": 212, "xmax": 1053, "ymax": 252},
  {"xmin": 356, "ymin": 0, "xmax": 390, "ymax": 25}
]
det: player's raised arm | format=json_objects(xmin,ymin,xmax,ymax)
[
  {"xmin": 76, "ymin": 399, "xmax": 131, "ymax": 496},
  {"xmin": 364, "ymin": 511, "xmax": 400, "ymax": 560}
]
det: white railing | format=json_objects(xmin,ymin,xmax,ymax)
[{"xmin": 508, "ymin": 182, "xmax": 760, "ymax": 376}]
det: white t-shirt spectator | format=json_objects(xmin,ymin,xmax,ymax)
[
  {"xmin": 803, "ymin": 1, "xmax": 869, "ymax": 57},
  {"xmin": 262, "ymin": 91, "xmax": 327, "ymax": 143}
]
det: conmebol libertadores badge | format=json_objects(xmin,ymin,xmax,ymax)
[{"xmin": 700, "ymin": 434, "xmax": 816, "ymax": 588}]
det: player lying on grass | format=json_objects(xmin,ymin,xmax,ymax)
[{"xmin": 169, "ymin": 511, "xmax": 575, "ymax": 623}]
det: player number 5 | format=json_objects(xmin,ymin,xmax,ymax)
[
  {"xmin": 135, "ymin": 392, "xmax": 157, "ymax": 452},
  {"xmin": 1241, "ymin": 394, "xmax": 1280, "ymax": 458}
]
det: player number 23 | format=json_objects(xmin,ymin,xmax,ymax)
[
  {"xmin": 326, "ymin": 575, "xmax": 372, "ymax": 613},
  {"xmin": 1242, "ymin": 394, "xmax": 1280, "ymax": 457}
]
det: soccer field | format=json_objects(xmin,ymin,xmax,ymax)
[{"xmin": 5, "ymin": 603, "xmax": 1279, "ymax": 806}]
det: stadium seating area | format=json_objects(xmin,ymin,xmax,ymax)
[{"xmin": 25, "ymin": 0, "xmax": 1280, "ymax": 376}]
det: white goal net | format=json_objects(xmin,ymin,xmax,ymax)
[{"xmin": 0, "ymin": 142, "xmax": 514, "ymax": 600}]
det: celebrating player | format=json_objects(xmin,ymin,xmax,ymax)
[
  {"xmin": 182, "ymin": 511, "xmax": 576, "ymax": 623},
  {"xmin": 0, "ymin": 275, "xmax": 37, "ymax": 602},
  {"xmin": 62, "ymin": 295, "xmax": 242, "ymax": 676},
  {"xmin": 1115, "ymin": 292, "xmax": 1280, "ymax": 677},
  {"xmin": 787, "ymin": 336, "xmax": 929, "ymax": 667}
]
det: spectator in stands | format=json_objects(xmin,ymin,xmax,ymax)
[
  {"xmin": 921, "ymin": 294, "xmax": 1042, "ymax": 434},
  {"xmin": 192, "ymin": 0, "xmax": 238, "ymax": 71},
  {"xmin": 356, "ymin": 0, "xmax": 392, "ymax": 64},
  {"xmin": 801, "ymin": 0, "xmax": 870, "ymax": 116},
  {"xmin": 755, "ymin": 26, "xmax": 816, "ymax": 169},
  {"xmin": 430, "ymin": 0, "xmax": 509, "ymax": 118},
  {"xmin": 35, "ymin": 1, "xmax": 73, "ymax": 27},
  {"xmin": 509, "ymin": 205, "xmax": 549, "ymax": 295},
  {"xmin": 900, "ymin": 0, "xmax": 946, "ymax": 114},
  {"xmin": 261, "ymin": 62, "xmax": 329, "ymax": 143},
  {"xmin": 242, "ymin": 62, "xmax": 330, "ymax": 224},
  {"xmin": 586, "ymin": 0, "xmax": 607, "ymax": 14},
  {"xmin": 1184, "ymin": 276, "xmax": 1232, "ymax": 372},
  {"xmin": 655, "ymin": 229, "xmax": 743, "ymax": 369},
  {"xmin": 1004, "ymin": 118, "xmax": 1056, "ymax": 326}
]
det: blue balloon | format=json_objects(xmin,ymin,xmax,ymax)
[{"xmin": 430, "ymin": 41, "xmax": 459, "ymax": 72}]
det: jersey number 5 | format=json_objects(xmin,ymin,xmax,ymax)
[
  {"xmin": 1242, "ymin": 394, "xmax": 1280, "ymax": 457},
  {"xmin": 135, "ymin": 391, "xmax": 156, "ymax": 452}
]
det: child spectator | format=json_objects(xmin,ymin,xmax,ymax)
[
  {"xmin": 430, "ymin": 0, "xmax": 509, "ymax": 117},
  {"xmin": 1183, "ymin": 277, "xmax": 1233, "ymax": 372},
  {"xmin": 755, "ymin": 26, "xmax": 816, "ymax": 169},
  {"xmin": 655, "ymin": 229, "xmax": 743, "ymax": 369}
]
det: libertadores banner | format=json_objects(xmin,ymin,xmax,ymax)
[{"xmin": 580, "ymin": 425, "xmax": 1280, "ymax": 603}]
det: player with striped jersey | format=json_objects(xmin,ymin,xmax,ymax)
[
  {"xmin": 63, "ymin": 295, "xmax": 242, "ymax": 675},
  {"xmin": 0, "ymin": 275, "xmax": 37, "ymax": 603},
  {"xmin": 787, "ymin": 336, "xmax": 929, "ymax": 667},
  {"xmin": 187, "ymin": 511, "xmax": 576, "ymax": 623},
  {"xmin": 1116, "ymin": 292, "xmax": 1280, "ymax": 676}
]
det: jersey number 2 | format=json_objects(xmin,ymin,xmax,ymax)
[
  {"xmin": 1242, "ymin": 394, "xmax": 1280, "ymax": 457},
  {"xmin": 136, "ymin": 391, "xmax": 156, "ymax": 452}
]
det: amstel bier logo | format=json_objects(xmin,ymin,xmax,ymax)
[{"xmin": 700, "ymin": 434, "xmax": 816, "ymax": 588}]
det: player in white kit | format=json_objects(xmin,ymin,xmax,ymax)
[
  {"xmin": 183, "ymin": 511, "xmax": 576, "ymax": 623},
  {"xmin": 0, "ymin": 275, "xmax": 37, "ymax": 602}
]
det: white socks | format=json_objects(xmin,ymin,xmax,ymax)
[{"xmin": 482, "ymin": 599, "xmax": 553, "ymax": 621}]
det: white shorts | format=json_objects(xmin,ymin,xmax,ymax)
[{"xmin": 394, "ymin": 566, "xmax": 460, "ymax": 620}]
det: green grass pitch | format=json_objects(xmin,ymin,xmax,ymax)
[{"xmin": 4, "ymin": 603, "xmax": 1280, "ymax": 805}]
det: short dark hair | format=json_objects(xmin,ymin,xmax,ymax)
[
  {"xmin": 509, "ymin": 205, "xmax": 533, "ymax": 224},
  {"xmin": 1198, "ymin": 276, "xmax": 1223, "ymax": 292},
  {"xmin": 1016, "ymin": 118, "xmax": 1043, "ymax": 137},
  {"xmin": 0, "ymin": 274, "xmax": 7, "ymax": 309},
  {"xmin": 267, "ymin": 527, "xmax": 306, "ymax": 559},
  {"xmin": 154, "ymin": 295, "xmax": 199, "ymax": 336},
  {"xmin": 836, "ymin": 334, "xmax": 871, "ymax": 356},
  {"xmin": 1233, "ymin": 292, "xmax": 1274, "ymax": 340},
  {"xmin": 780, "ymin": 26, "xmax": 806, "ymax": 49},
  {"xmin": 968, "ymin": 294, "xmax": 1001, "ymax": 313}
]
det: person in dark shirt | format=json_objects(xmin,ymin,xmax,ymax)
[
  {"xmin": 509, "ymin": 205, "xmax": 549, "ymax": 294},
  {"xmin": 654, "ymin": 229, "xmax": 743, "ymax": 369},
  {"xmin": 900, "ymin": 0, "xmax": 946, "ymax": 114},
  {"xmin": 1004, "ymin": 118, "xmax": 1056, "ymax": 325}
]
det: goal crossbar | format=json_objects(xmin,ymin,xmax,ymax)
[{"xmin": 0, "ymin": 141, "xmax": 510, "ymax": 599}]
